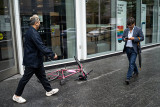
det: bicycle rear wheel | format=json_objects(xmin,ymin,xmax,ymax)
[{"xmin": 46, "ymin": 70, "xmax": 59, "ymax": 82}]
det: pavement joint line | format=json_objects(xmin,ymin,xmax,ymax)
[{"xmin": 77, "ymin": 69, "xmax": 121, "ymax": 84}]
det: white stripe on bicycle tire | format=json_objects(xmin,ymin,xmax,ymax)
[{"xmin": 77, "ymin": 69, "xmax": 121, "ymax": 84}]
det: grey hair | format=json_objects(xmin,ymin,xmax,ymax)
[{"xmin": 30, "ymin": 14, "xmax": 40, "ymax": 25}]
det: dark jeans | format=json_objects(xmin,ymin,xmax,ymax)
[
  {"xmin": 15, "ymin": 66, "xmax": 52, "ymax": 96},
  {"xmin": 126, "ymin": 47, "xmax": 138, "ymax": 79}
]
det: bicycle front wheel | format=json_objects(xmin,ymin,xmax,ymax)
[{"xmin": 46, "ymin": 70, "xmax": 60, "ymax": 82}]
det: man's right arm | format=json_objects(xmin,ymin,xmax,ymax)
[{"xmin": 122, "ymin": 29, "xmax": 127, "ymax": 41}]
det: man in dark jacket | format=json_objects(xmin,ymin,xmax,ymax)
[
  {"xmin": 12, "ymin": 15, "xmax": 59, "ymax": 103},
  {"xmin": 122, "ymin": 17, "xmax": 144, "ymax": 85}
]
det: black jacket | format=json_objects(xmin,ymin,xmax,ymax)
[{"xmin": 23, "ymin": 26, "xmax": 55, "ymax": 68}]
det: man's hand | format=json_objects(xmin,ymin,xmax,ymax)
[
  {"xmin": 128, "ymin": 37, "xmax": 134, "ymax": 40},
  {"xmin": 54, "ymin": 53, "xmax": 58, "ymax": 59},
  {"xmin": 124, "ymin": 37, "xmax": 128, "ymax": 41}
]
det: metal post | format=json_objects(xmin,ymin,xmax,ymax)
[
  {"xmin": 75, "ymin": 0, "xmax": 87, "ymax": 60},
  {"xmin": 12, "ymin": 0, "xmax": 24, "ymax": 75}
]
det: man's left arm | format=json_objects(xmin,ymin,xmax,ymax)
[
  {"xmin": 133, "ymin": 28, "xmax": 144, "ymax": 42},
  {"xmin": 31, "ymin": 32, "xmax": 56, "ymax": 59}
]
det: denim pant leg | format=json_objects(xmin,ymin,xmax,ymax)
[
  {"xmin": 126, "ymin": 48, "xmax": 137, "ymax": 79},
  {"xmin": 15, "ymin": 67, "xmax": 34, "ymax": 96},
  {"xmin": 134, "ymin": 62, "xmax": 138, "ymax": 73},
  {"xmin": 34, "ymin": 66, "xmax": 52, "ymax": 92}
]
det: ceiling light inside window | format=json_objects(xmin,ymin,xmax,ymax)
[{"xmin": 37, "ymin": 5, "xmax": 43, "ymax": 8}]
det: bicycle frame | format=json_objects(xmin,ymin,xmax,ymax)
[
  {"xmin": 46, "ymin": 56, "xmax": 88, "ymax": 83},
  {"xmin": 57, "ymin": 64, "xmax": 86, "ymax": 80}
]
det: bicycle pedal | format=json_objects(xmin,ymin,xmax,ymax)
[
  {"xmin": 87, "ymin": 70, "xmax": 93, "ymax": 75},
  {"xmin": 78, "ymin": 75, "xmax": 87, "ymax": 81}
]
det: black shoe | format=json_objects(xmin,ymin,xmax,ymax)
[{"xmin": 125, "ymin": 79, "xmax": 130, "ymax": 85}]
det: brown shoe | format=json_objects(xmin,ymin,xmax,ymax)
[
  {"xmin": 125, "ymin": 79, "xmax": 130, "ymax": 85},
  {"xmin": 132, "ymin": 72, "xmax": 139, "ymax": 77}
]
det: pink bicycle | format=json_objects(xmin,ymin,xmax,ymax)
[{"xmin": 46, "ymin": 56, "xmax": 93, "ymax": 85}]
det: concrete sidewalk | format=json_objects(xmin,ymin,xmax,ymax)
[{"xmin": 0, "ymin": 46, "xmax": 160, "ymax": 107}]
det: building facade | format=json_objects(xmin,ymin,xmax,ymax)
[{"xmin": 0, "ymin": 0, "xmax": 160, "ymax": 81}]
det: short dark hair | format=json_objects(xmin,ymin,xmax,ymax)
[{"xmin": 127, "ymin": 17, "xmax": 135, "ymax": 26}]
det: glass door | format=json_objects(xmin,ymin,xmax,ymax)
[
  {"xmin": 19, "ymin": 0, "xmax": 76, "ymax": 63},
  {"xmin": 0, "ymin": 0, "xmax": 18, "ymax": 81},
  {"xmin": 86, "ymin": 0, "xmax": 116, "ymax": 55}
]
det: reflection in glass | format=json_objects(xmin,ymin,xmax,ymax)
[
  {"xmin": 0, "ymin": 0, "xmax": 15, "ymax": 71},
  {"xmin": 20, "ymin": 0, "xmax": 76, "ymax": 62},
  {"xmin": 86, "ymin": 0, "xmax": 116, "ymax": 55},
  {"xmin": 142, "ymin": 0, "xmax": 158, "ymax": 44}
]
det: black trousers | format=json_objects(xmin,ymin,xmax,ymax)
[{"xmin": 15, "ymin": 66, "xmax": 52, "ymax": 96}]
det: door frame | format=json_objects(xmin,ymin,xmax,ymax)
[{"xmin": 0, "ymin": 0, "xmax": 18, "ymax": 81}]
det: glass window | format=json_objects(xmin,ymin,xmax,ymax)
[
  {"xmin": 19, "ymin": 0, "xmax": 76, "ymax": 62},
  {"xmin": 159, "ymin": 0, "xmax": 160, "ymax": 43},
  {"xmin": 142, "ymin": 0, "xmax": 158, "ymax": 44},
  {"xmin": 117, "ymin": 0, "xmax": 151, "ymax": 47},
  {"xmin": 0, "ymin": 0, "xmax": 15, "ymax": 71},
  {"xmin": 86, "ymin": 0, "xmax": 116, "ymax": 55}
]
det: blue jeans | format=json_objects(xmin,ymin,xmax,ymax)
[{"xmin": 126, "ymin": 47, "xmax": 138, "ymax": 79}]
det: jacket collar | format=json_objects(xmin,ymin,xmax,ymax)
[
  {"xmin": 126, "ymin": 26, "xmax": 137, "ymax": 37},
  {"xmin": 30, "ymin": 26, "xmax": 37, "ymax": 31}
]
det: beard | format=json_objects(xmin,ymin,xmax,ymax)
[{"xmin": 36, "ymin": 24, "xmax": 41, "ymax": 30}]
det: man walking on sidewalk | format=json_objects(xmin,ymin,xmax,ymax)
[
  {"xmin": 122, "ymin": 17, "xmax": 144, "ymax": 85},
  {"xmin": 12, "ymin": 14, "xmax": 59, "ymax": 103}
]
